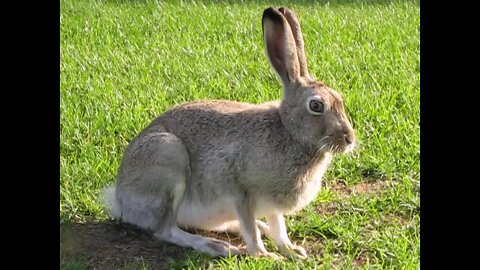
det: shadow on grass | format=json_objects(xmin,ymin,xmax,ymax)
[
  {"xmin": 60, "ymin": 219, "xmax": 249, "ymax": 269},
  {"xmin": 60, "ymin": 220, "xmax": 190, "ymax": 270}
]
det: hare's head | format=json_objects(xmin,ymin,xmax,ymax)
[{"xmin": 262, "ymin": 7, "xmax": 355, "ymax": 154}]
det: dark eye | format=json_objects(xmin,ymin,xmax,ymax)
[{"xmin": 308, "ymin": 99, "xmax": 325, "ymax": 114}]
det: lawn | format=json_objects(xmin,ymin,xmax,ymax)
[{"xmin": 60, "ymin": 0, "xmax": 420, "ymax": 269}]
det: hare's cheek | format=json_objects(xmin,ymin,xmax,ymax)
[
  {"xmin": 324, "ymin": 113, "xmax": 345, "ymax": 135},
  {"xmin": 312, "ymin": 117, "xmax": 332, "ymax": 138},
  {"xmin": 302, "ymin": 114, "xmax": 323, "ymax": 135}
]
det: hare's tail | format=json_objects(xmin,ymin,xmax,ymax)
[{"xmin": 100, "ymin": 185, "xmax": 121, "ymax": 218}]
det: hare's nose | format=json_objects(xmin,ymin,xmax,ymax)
[{"xmin": 344, "ymin": 133, "xmax": 354, "ymax": 144}]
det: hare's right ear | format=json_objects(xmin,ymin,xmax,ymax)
[{"xmin": 262, "ymin": 7, "xmax": 300, "ymax": 86}]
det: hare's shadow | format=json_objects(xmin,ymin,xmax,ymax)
[{"xmin": 60, "ymin": 220, "xmax": 246, "ymax": 269}]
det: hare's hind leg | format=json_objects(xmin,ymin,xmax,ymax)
[
  {"xmin": 116, "ymin": 131, "xmax": 240, "ymax": 257},
  {"xmin": 116, "ymin": 132, "xmax": 189, "ymax": 232}
]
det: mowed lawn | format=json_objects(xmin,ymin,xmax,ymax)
[{"xmin": 60, "ymin": 0, "xmax": 420, "ymax": 269}]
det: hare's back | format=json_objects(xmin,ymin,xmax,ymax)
[
  {"xmin": 174, "ymin": 99, "xmax": 271, "ymax": 113},
  {"xmin": 149, "ymin": 99, "xmax": 280, "ymax": 133},
  {"xmin": 145, "ymin": 99, "xmax": 282, "ymax": 161}
]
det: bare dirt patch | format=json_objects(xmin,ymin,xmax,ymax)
[
  {"xmin": 384, "ymin": 214, "xmax": 411, "ymax": 226},
  {"xmin": 315, "ymin": 203, "xmax": 339, "ymax": 216},
  {"xmin": 351, "ymin": 181, "xmax": 393, "ymax": 195},
  {"xmin": 315, "ymin": 179, "xmax": 398, "ymax": 218},
  {"xmin": 328, "ymin": 180, "xmax": 352, "ymax": 197},
  {"xmin": 352, "ymin": 251, "xmax": 376, "ymax": 267},
  {"xmin": 328, "ymin": 179, "xmax": 397, "ymax": 198}
]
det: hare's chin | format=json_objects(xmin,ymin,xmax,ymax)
[{"xmin": 344, "ymin": 143, "xmax": 355, "ymax": 153}]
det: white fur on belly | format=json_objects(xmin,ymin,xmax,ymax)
[
  {"xmin": 176, "ymin": 197, "xmax": 281, "ymax": 231},
  {"xmin": 176, "ymin": 197, "xmax": 237, "ymax": 230}
]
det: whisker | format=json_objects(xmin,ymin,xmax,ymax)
[
  {"xmin": 318, "ymin": 136, "xmax": 330, "ymax": 145},
  {"xmin": 317, "ymin": 135, "xmax": 333, "ymax": 153},
  {"xmin": 318, "ymin": 143, "xmax": 328, "ymax": 153}
]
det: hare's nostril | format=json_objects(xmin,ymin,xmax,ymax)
[{"xmin": 344, "ymin": 134, "xmax": 353, "ymax": 144}]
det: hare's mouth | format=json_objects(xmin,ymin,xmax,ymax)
[{"xmin": 318, "ymin": 135, "xmax": 355, "ymax": 154}]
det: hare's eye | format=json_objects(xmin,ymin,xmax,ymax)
[{"xmin": 308, "ymin": 99, "xmax": 325, "ymax": 114}]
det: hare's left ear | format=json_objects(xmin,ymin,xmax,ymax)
[
  {"xmin": 278, "ymin": 7, "xmax": 310, "ymax": 79},
  {"xmin": 262, "ymin": 7, "xmax": 301, "ymax": 86}
]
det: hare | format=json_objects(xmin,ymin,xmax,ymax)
[{"xmin": 102, "ymin": 7, "xmax": 355, "ymax": 259}]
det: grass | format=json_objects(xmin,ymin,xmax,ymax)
[{"xmin": 60, "ymin": 0, "xmax": 420, "ymax": 269}]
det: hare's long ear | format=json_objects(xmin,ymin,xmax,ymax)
[
  {"xmin": 262, "ymin": 7, "xmax": 300, "ymax": 86},
  {"xmin": 278, "ymin": 7, "xmax": 310, "ymax": 79}
]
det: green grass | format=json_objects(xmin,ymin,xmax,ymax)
[{"xmin": 60, "ymin": 0, "xmax": 420, "ymax": 269}]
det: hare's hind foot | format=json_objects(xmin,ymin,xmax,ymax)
[{"xmin": 155, "ymin": 226, "xmax": 242, "ymax": 257}]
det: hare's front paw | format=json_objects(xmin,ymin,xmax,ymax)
[{"xmin": 278, "ymin": 243, "xmax": 308, "ymax": 259}]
